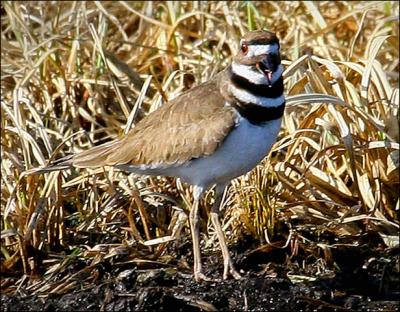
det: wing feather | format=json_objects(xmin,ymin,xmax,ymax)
[{"xmin": 73, "ymin": 71, "xmax": 238, "ymax": 168}]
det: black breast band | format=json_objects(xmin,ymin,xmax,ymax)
[
  {"xmin": 233, "ymin": 102, "xmax": 285, "ymax": 124},
  {"xmin": 229, "ymin": 68, "xmax": 285, "ymax": 124}
]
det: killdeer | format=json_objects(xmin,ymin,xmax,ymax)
[{"xmin": 29, "ymin": 30, "xmax": 285, "ymax": 282}]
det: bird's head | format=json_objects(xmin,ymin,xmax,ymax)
[{"xmin": 233, "ymin": 30, "xmax": 282, "ymax": 86}]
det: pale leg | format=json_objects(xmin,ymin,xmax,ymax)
[
  {"xmin": 189, "ymin": 186, "xmax": 209, "ymax": 281},
  {"xmin": 210, "ymin": 183, "xmax": 241, "ymax": 280}
]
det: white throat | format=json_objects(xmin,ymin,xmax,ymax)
[{"xmin": 231, "ymin": 63, "xmax": 283, "ymax": 85}]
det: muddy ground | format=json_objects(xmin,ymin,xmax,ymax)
[{"xmin": 1, "ymin": 237, "xmax": 399, "ymax": 312}]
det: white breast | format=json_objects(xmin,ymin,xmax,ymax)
[
  {"xmin": 117, "ymin": 117, "xmax": 282, "ymax": 189},
  {"xmin": 173, "ymin": 117, "xmax": 282, "ymax": 188}
]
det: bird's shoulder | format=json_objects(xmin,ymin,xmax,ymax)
[{"xmin": 107, "ymin": 70, "xmax": 239, "ymax": 167}]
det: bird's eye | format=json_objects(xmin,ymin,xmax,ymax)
[{"xmin": 241, "ymin": 43, "xmax": 248, "ymax": 55}]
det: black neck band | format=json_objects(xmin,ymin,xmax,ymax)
[
  {"xmin": 229, "ymin": 67, "xmax": 285, "ymax": 124},
  {"xmin": 234, "ymin": 102, "xmax": 285, "ymax": 124},
  {"xmin": 230, "ymin": 71, "xmax": 284, "ymax": 98}
]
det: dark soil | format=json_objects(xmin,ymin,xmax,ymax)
[{"xmin": 1, "ymin": 243, "xmax": 399, "ymax": 312}]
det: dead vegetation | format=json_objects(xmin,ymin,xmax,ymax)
[{"xmin": 1, "ymin": 0, "xmax": 399, "ymax": 301}]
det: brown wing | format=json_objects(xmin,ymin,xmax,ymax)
[{"xmin": 73, "ymin": 73, "xmax": 237, "ymax": 168}]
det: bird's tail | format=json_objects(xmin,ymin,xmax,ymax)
[
  {"xmin": 22, "ymin": 140, "xmax": 122, "ymax": 176},
  {"xmin": 21, "ymin": 154, "xmax": 74, "ymax": 176},
  {"xmin": 72, "ymin": 140, "xmax": 122, "ymax": 168}
]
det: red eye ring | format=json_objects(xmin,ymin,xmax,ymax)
[{"xmin": 241, "ymin": 43, "xmax": 248, "ymax": 55}]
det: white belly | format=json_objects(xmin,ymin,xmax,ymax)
[
  {"xmin": 117, "ymin": 118, "xmax": 282, "ymax": 189},
  {"xmin": 173, "ymin": 118, "xmax": 282, "ymax": 188}
]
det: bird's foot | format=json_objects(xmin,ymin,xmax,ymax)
[
  {"xmin": 223, "ymin": 261, "xmax": 242, "ymax": 280},
  {"xmin": 194, "ymin": 271, "xmax": 213, "ymax": 282}
]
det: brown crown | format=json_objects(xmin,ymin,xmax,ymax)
[{"xmin": 241, "ymin": 30, "xmax": 279, "ymax": 46}]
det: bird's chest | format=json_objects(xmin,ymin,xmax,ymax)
[
  {"xmin": 214, "ymin": 117, "xmax": 282, "ymax": 173},
  {"xmin": 179, "ymin": 117, "xmax": 282, "ymax": 187}
]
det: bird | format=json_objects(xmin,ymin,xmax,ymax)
[{"xmin": 27, "ymin": 30, "xmax": 285, "ymax": 282}]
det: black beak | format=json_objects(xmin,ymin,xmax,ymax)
[
  {"xmin": 256, "ymin": 53, "xmax": 281, "ymax": 86},
  {"xmin": 261, "ymin": 53, "xmax": 280, "ymax": 73}
]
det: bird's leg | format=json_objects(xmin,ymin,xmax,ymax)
[
  {"xmin": 189, "ymin": 186, "xmax": 209, "ymax": 282},
  {"xmin": 210, "ymin": 184, "xmax": 241, "ymax": 280}
]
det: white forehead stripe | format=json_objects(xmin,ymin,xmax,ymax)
[
  {"xmin": 241, "ymin": 41, "xmax": 280, "ymax": 57},
  {"xmin": 248, "ymin": 44, "xmax": 279, "ymax": 57}
]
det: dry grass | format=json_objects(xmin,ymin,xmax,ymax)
[{"xmin": 1, "ymin": 1, "xmax": 399, "ymax": 295}]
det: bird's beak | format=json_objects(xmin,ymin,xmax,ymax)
[{"xmin": 256, "ymin": 53, "xmax": 280, "ymax": 86}]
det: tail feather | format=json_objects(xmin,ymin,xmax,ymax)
[
  {"xmin": 72, "ymin": 140, "xmax": 121, "ymax": 168},
  {"xmin": 22, "ymin": 140, "xmax": 122, "ymax": 177},
  {"xmin": 22, "ymin": 154, "xmax": 74, "ymax": 176}
]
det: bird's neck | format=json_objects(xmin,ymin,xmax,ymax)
[{"xmin": 218, "ymin": 63, "xmax": 285, "ymax": 125}]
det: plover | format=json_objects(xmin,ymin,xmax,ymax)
[{"xmin": 29, "ymin": 30, "xmax": 285, "ymax": 281}]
